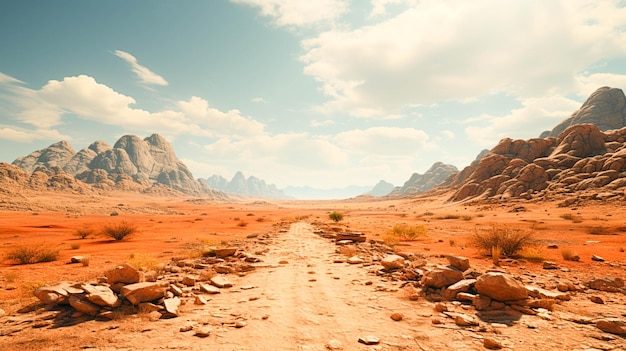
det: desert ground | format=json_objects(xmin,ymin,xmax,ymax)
[{"xmin": 0, "ymin": 191, "xmax": 625, "ymax": 350}]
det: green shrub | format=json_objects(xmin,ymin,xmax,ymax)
[
  {"xmin": 102, "ymin": 221, "xmax": 137, "ymax": 241},
  {"xmin": 472, "ymin": 225, "xmax": 534, "ymax": 257},
  {"xmin": 6, "ymin": 244, "xmax": 60, "ymax": 264},
  {"xmin": 329, "ymin": 211, "xmax": 344, "ymax": 223}
]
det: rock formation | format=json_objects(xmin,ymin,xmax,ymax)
[
  {"xmin": 391, "ymin": 162, "xmax": 458, "ymax": 196},
  {"xmin": 366, "ymin": 180, "xmax": 395, "ymax": 197},
  {"xmin": 207, "ymin": 171, "xmax": 288, "ymax": 199},
  {"xmin": 9, "ymin": 134, "xmax": 226, "ymax": 197}
]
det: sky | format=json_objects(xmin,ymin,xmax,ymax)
[{"xmin": 1, "ymin": 0, "xmax": 626, "ymax": 191}]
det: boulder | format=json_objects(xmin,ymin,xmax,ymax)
[
  {"xmin": 34, "ymin": 283, "xmax": 73, "ymax": 305},
  {"xmin": 380, "ymin": 255, "xmax": 405, "ymax": 270},
  {"xmin": 81, "ymin": 284, "xmax": 119, "ymax": 307},
  {"xmin": 443, "ymin": 279, "xmax": 476, "ymax": 301},
  {"xmin": 69, "ymin": 295, "xmax": 100, "ymax": 315},
  {"xmin": 446, "ymin": 255, "xmax": 470, "ymax": 272},
  {"xmin": 105, "ymin": 263, "xmax": 143, "ymax": 285},
  {"xmin": 596, "ymin": 318, "xmax": 626, "ymax": 335},
  {"xmin": 420, "ymin": 265, "xmax": 464, "ymax": 288},
  {"xmin": 162, "ymin": 297, "xmax": 181, "ymax": 318},
  {"xmin": 475, "ymin": 273, "xmax": 528, "ymax": 302},
  {"xmin": 121, "ymin": 282, "xmax": 167, "ymax": 305}
]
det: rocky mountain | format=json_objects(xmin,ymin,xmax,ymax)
[
  {"xmin": 365, "ymin": 180, "xmax": 395, "ymax": 197},
  {"xmin": 390, "ymin": 162, "xmax": 458, "ymax": 196},
  {"xmin": 10, "ymin": 134, "xmax": 226, "ymax": 198},
  {"xmin": 206, "ymin": 171, "xmax": 288, "ymax": 199},
  {"xmin": 544, "ymin": 86, "xmax": 626, "ymax": 137},
  {"xmin": 282, "ymin": 185, "xmax": 371, "ymax": 200},
  {"xmin": 446, "ymin": 86, "xmax": 626, "ymax": 202}
]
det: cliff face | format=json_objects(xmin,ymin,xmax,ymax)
[{"xmin": 11, "ymin": 134, "xmax": 224, "ymax": 197}]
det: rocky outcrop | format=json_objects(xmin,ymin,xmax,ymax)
[
  {"xmin": 365, "ymin": 180, "xmax": 395, "ymax": 197},
  {"xmin": 207, "ymin": 171, "xmax": 288, "ymax": 199},
  {"xmin": 449, "ymin": 123, "xmax": 626, "ymax": 202},
  {"xmin": 0, "ymin": 162, "xmax": 93, "ymax": 196},
  {"xmin": 9, "ymin": 134, "xmax": 225, "ymax": 197},
  {"xmin": 548, "ymin": 87, "xmax": 626, "ymax": 137},
  {"xmin": 391, "ymin": 162, "xmax": 458, "ymax": 196}
]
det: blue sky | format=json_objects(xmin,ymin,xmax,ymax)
[{"xmin": 1, "ymin": 0, "xmax": 626, "ymax": 190}]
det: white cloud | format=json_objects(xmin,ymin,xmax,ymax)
[
  {"xmin": 300, "ymin": 0, "xmax": 626, "ymax": 118},
  {"xmin": 334, "ymin": 126, "xmax": 430, "ymax": 156},
  {"xmin": 114, "ymin": 50, "xmax": 168, "ymax": 86},
  {"xmin": 310, "ymin": 119, "xmax": 335, "ymax": 127},
  {"xmin": 576, "ymin": 73, "xmax": 626, "ymax": 97},
  {"xmin": 369, "ymin": 0, "xmax": 415, "ymax": 17},
  {"xmin": 0, "ymin": 126, "xmax": 69, "ymax": 143},
  {"xmin": 465, "ymin": 96, "xmax": 582, "ymax": 147},
  {"xmin": 231, "ymin": 0, "xmax": 347, "ymax": 27},
  {"xmin": 251, "ymin": 97, "xmax": 267, "ymax": 103},
  {"xmin": 178, "ymin": 96, "xmax": 265, "ymax": 137}
]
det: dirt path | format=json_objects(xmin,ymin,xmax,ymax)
[{"xmin": 2, "ymin": 222, "xmax": 625, "ymax": 350}]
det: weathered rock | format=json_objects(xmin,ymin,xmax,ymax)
[
  {"xmin": 484, "ymin": 337, "xmax": 503, "ymax": 350},
  {"xmin": 81, "ymin": 284, "xmax": 119, "ymax": 307},
  {"xmin": 121, "ymin": 282, "xmax": 167, "ymax": 305},
  {"xmin": 162, "ymin": 297, "xmax": 181, "ymax": 318},
  {"xmin": 194, "ymin": 328, "xmax": 212, "ymax": 338},
  {"xmin": 587, "ymin": 277, "xmax": 624, "ymax": 291},
  {"xmin": 454, "ymin": 313, "xmax": 479, "ymax": 327},
  {"xmin": 475, "ymin": 273, "xmax": 528, "ymax": 302},
  {"xmin": 591, "ymin": 255, "xmax": 605, "ymax": 262},
  {"xmin": 443, "ymin": 279, "xmax": 476, "ymax": 301},
  {"xmin": 542, "ymin": 261, "xmax": 558, "ymax": 270},
  {"xmin": 194, "ymin": 295, "xmax": 208, "ymax": 305},
  {"xmin": 446, "ymin": 255, "xmax": 470, "ymax": 272},
  {"xmin": 390, "ymin": 313, "xmax": 403, "ymax": 321},
  {"xmin": 381, "ymin": 255, "xmax": 405, "ymax": 270},
  {"xmin": 590, "ymin": 296, "xmax": 605, "ymax": 304},
  {"xmin": 182, "ymin": 275, "xmax": 198, "ymax": 286},
  {"xmin": 358, "ymin": 335, "xmax": 380, "ymax": 345},
  {"xmin": 70, "ymin": 256, "xmax": 84, "ymax": 264},
  {"xmin": 213, "ymin": 247, "xmax": 238, "ymax": 258},
  {"xmin": 526, "ymin": 286, "xmax": 571, "ymax": 301},
  {"xmin": 105, "ymin": 263, "xmax": 143, "ymax": 285},
  {"xmin": 347, "ymin": 256, "xmax": 364, "ymax": 265},
  {"xmin": 199, "ymin": 283, "xmax": 221, "ymax": 294},
  {"xmin": 138, "ymin": 302, "xmax": 163, "ymax": 313},
  {"xmin": 420, "ymin": 265, "xmax": 464, "ymax": 288},
  {"xmin": 210, "ymin": 276, "xmax": 233, "ymax": 288},
  {"xmin": 34, "ymin": 283, "xmax": 72, "ymax": 305},
  {"xmin": 596, "ymin": 318, "xmax": 626, "ymax": 335},
  {"xmin": 68, "ymin": 295, "xmax": 100, "ymax": 315}
]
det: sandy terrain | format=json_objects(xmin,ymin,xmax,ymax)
[{"xmin": 0, "ymin": 191, "xmax": 625, "ymax": 350}]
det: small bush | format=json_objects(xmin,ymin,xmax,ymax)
[
  {"xmin": 386, "ymin": 223, "xmax": 427, "ymax": 241},
  {"xmin": 587, "ymin": 226, "xmax": 611, "ymax": 235},
  {"xmin": 102, "ymin": 221, "xmax": 137, "ymax": 241},
  {"xmin": 472, "ymin": 225, "xmax": 534, "ymax": 257},
  {"xmin": 561, "ymin": 249, "xmax": 580, "ymax": 261},
  {"xmin": 81, "ymin": 256, "xmax": 90, "ymax": 267},
  {"xmin": 6, "ymin": 244, "xmax": 60, "ymax": 264},
  {"xmin": 75, "ymin": 227, "xmax": 94, "ymax": 240},
  {"xmin": 329, "ymin": 211, "xmax": 344, "ymax": 223},
  {"xmin": 256, "ymin": 217, "xmax": 266, "ymax": 222}
]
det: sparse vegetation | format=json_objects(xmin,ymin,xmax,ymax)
[
  {"xmin": 560, "ymin": 213, "xmax": 583, "ymax": 223},
  {"xmin": 74, "ymin": 227, "xmax": 94, "ymax": 239},
  {"xmin": 386, "ymin": 223, "xmax": 427, "ymax": 241},
  {"xmin": 6, "ymin": 244, "xmax": 60, "ymax": 264},
  {"xmin": 102, "ymin": 221, "xmax": 137, "ymax": 241},
  {"xmin": 491, "ymin": 246, "xmax": 502, "ymax": 266},
  {"xmin": 435, "ymin": 214, "xmax": 461, "ymax": 220},
  {"xmin": 127, "ymin": 253, "xmax": 162, "ymax": 272},
  {"xmin": 472, "ymin": 224, "xmax": 534, "ymax": 258},
  {"xmin": 70, "ymin": 243, "xmax": 81, "ymax": 250},
  {"xmin": 561, "ymin": 248, "xmax": 580, "ymax": 261},
  {"xmin": 519, "ymin": 245, "xmax": 545, "ymax": 262},
  {"xmin": 256, "ymin": 217, "xmax": 266, "ymax": 222},
  {"xmin": 329, "ymin": 211, "xmax": 344, "ymax": 223},
  {"xmin": 461, "ymin": 215, "xmax": 473, "ymax": 221},
  {"xmin": 587, "ymin": 226, "xmax": 612, "ymax": 235}
]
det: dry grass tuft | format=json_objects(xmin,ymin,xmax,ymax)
[
  {"xmin": 386, "ymin": 223, "xmax": 427, "ymax": 241},
  {"xmin": 472, "ymin": 224, "xmax": 534, "ymax": 258},
  {"xmin": 102, "ymin": 221, "xmax": 137, "ymax": 241},
  {"xmin": 561, "ymin": 248, "xmax": 580, "ymax": 261},
  {"xmin": 491, "ymin": 246, "xmax": 502, "ymax": 266},
  {"xmin": 6, "ymin": 244, "xmax": 60, "ymax": 264},
  {"xmin": 74, "ymin": 227, "xmax": 94, "ymax": 239},
  {"xmin": 519, "ymin": 244, "xmax": 545, "ymax": 262},
  {"xmin": 127, "ymin": 253, "xmax": 162, "ymax": 272}
]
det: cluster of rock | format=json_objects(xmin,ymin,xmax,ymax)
[
  {"xmin": 324, "ymin": 230, "xmax": 626, "ymax": 338},
  {"xmin": 31, "ymin": 247, "xmax": 262, "ymax": 323},
  {"xmin": 446, "ymin": 87, "xmax": 626, "ymax": 202},
  {"xmin": 9, "ymin": 134, "xmax": 226, "ymax": 197},
  {"xmin": 206, "ymin": 171, "xmax": 288, "ymax": 199},
  {"xmin": 390, "ymin": 162, "xmax": 458, "ymax": 196}
]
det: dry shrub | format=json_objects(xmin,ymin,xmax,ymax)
[
  {"xmin": 587, "ymin": 226, "xmax": 611, "ymax": 235},
  {"xmin": 74, "ymin": 227, "xmax": 94, "ymax": 239},
  {"xmin": 560, "ymin": 213, "xmax": 582, "ymax": 223},
  {"xmin": 491, "ymin": 246, "xmax": 502, "ymax": 266},
  {"xmin": 382, "ymin": 232, "xmax": 400, "ymax": 247},
  {"xmin": 561, "ymin": 248, "xmax": 580, "ymax": 261},
  {"xmin": 102, "ymin": 221, "xmax": 137, "ymax": 241},
  {"xmin": 472, "ymin": 224, "xmax": 534, "ymax": 258},
  {"xmin": 519, "ymin": 244, "xmax": 545, "ymax": 262},
  {"xmin": 387, "ymin": 223, "xmax": 427, "ymax": 241},
  {"xmin": 6, "ymin": 244, "xmax": 60, "ymax": 264}
]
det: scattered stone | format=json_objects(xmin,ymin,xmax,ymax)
[
  {"xmin": 453, "ymin": 313, "xmax": 479, "ymax": 327},
  {"xmin": 381, "ymin": 255, "xmax": 405, "ymax": 270},
  {"xmin": 182, "ymin": 275, "xmax": 198, "ymax": 286},
  {"xmin": 68, "ymin": 295, "xmax": 100, "ymax": 315},
  {"xmin": 81, "ymin": 284, "xmax": 119, "ymax": 307},
  {"xmin": 34, "ymin": 283, "xmax": 72, "ymax": 305},
  {"xmin": 235, "ymin": 321, "xmax": 247, "ymax": 328},
  {"xmin": 138, "ymin": 302, "xmax": 163, "ymax": 313},
  {"xmin": 547, "ymin": 244, "xmax": 559, "ymax": 249},
  {"xmin": 0, "ymin": 308, "xmax": 5, "ymax": 318},
  {"xmin": 421, "ymin": 265, "xmax": 464, "ymax": 288},
  {"xmin": 169, "ymin": 285, "xmax": 183, "ymax": 297},
  {"xmin": 475, "ymin": 272, "xmax": 528, "ymax": 302},
  {"xmin": 483, "ymin": 337, "xmax": 503, "ymax": 350},
  {"xmin": 390, "ymin": 313, "xmax": 403, "ymax": 321},
  {"xmin": 279, "ymin": 260, "xmax": 289, "ymax": 264},
  {"xmin": 199, "ymin": 283, "xmax": 221, "ymax": 294},
  {"xmin": 147, "ymin": 311, "xmax": 162, "ymax": 321},
  {"xmin": 590, "ymin": 296, "xmax": 605, "ymax": 304},
  {"xmin": 358, "ymin": 335, "xmax": 380, "ymax": 345},
  {"xmin": 213, "ymin": 247, "xmax": 238, "ymax": 258},
  {"xmin": 105, "ymin": 263, "xmax": 143, "ymax": 285},
  {"xmin": 121, "ymin": 282, "xmax": 167, "ymax": 305},
  {"xmin": 210, "ymin": 276, "xmax": 233, "ymax": 288},
  {"xmin": 347, "ymin": 256, "xmax": 364, "ymax": 265},
  {"xmin": 587, "ymin": 277, "xmax": 624, "ymax": 292},
  {"xmin": 162, "ymin": 297, "xmax": 181, "ymax": 318},
  {"xmin": 326, "ymin": 339, "xmax": 344, "ymax": 350},
  {"xmin": 195, "ymin": 295, "xmax": 208, "ymax": 305},
  {"xmin": 596, "ymin": 318, "xmax": 626, "ymax": 335},
  {"xmin": 194, "ymin": 328, "xmax": 212, "ymax": 338},
  {"xmin": 526, "ymin": 286, "xmax": 571, "ymax": 301},
  {"xmin": 591, "ymin": 255, "xmax": 605, "ymax": 262},
  {"xmin": 434, "ymin": 303, "xmax": 448, "ymax": 312},
  {"xmin": 180, "ymin": 325, "xmax": 193, "ymax": 332},
  {"xmin": 70, "ymin": 256, "xmax": 84, "ymax": 264},
  {"xmin": 542, "ymin": 261, "xmax": 558, "ymax": 270},
  {"xmin": 446, "ymin": 255, "xmax": 470, "ymax": 272},
  {"xmin": 443, "ymin": 279, "xmax": 476, "ymax": 301}
]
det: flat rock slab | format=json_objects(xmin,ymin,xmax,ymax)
[
  {"xmin": 210, "ymin": 276, "xmax": 233, "ymax": 288},
  {"xmin": 358, "ymin": 335, "xmax": 380, "ymax": 345},
  {"xmin": 121, "ymin": 282, "xmax": 167, "ymax": 305}
]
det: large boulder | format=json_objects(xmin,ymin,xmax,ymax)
[
  {"xmin": 420, "ymin": 265, "xmax": 464, "ymax": 288},
  {"xmin": 381, "ymin": 255, "xmax": 406, "ymax": 270},
  {"xmin": 475, "ymin": 272, "xmax": 528, "ymax": 302},
  {"xmin": 105, "ymin": 263, "xmax": 143, "ymax": 285},
  {"xmin": 121, "ymin": 282, "xmax": 167, "ymax": 305}
]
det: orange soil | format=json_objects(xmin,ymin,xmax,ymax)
[{"xmin": 1, "ymin": 192, "xmax": 625, "ymax": 313}]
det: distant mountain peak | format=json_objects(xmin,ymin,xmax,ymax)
[{"xmin": 207, "ymin": 171, "xmax": 288, "ymax": 199}]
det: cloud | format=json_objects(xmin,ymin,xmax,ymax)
[
  {"xmin": 334, "ymin": 126, "xmax": 431, "ymax": 156},
  {"xmin": 251, "ymin": 97, "xmax": 267, "ymax": 103},
  {"xmin": 2, "ymin": 74, "xmax": 265, "ymax": 139},
  {"xmin": 114, "ymin": 50, "xmax": 168, "ymax": 86},
  {"xmin": 0, "ymin": 126, "xmax": 69, "ymax": 143},
  {"xmin": 231, "ymin": 0, "xmax": 347, "ymax": 27},
  {"xmin": 310, "ymin": 119, "xmax": 335, "ymax": 127},
  {"xmin": 300, "ymin": 0, "xmax": 626, "ymax": 118},
  {"xmin": 465, "ymin": 96, "xmax": 582, "ymax": 147}
]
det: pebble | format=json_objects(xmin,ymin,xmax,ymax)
[
  {"xmin": 390, "ymin": 313, "xmax": 403, "ymax": 321},
  {"xmin": 358, "ymin": 335, "xmax": 380, "ymax": 345}
]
